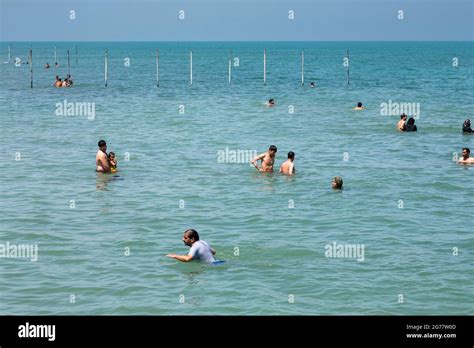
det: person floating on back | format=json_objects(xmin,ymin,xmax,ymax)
[
  {"xmin": 403, "ymin": 117, "xmax": 417, "ymax": 132},
  {"xmin": 96, "ymin": 140, "xmax": 111, "ymax": 173},
  {"xmin": 252, "ymin": 145, "xmax": 277, "ymax": 172},
  {"xmin": 266, "ymin": 98, "xmax": 275, "ymax": 107},
  {"xmin": 462, "ymin": 119, "xmax": 472, "ymax": 134},
  {"xmin": 458, "ymin": 147, "xmax": 474, "ymax": 164},
  {"xmin": 279, "ymin": 151, "xmax": 295, "ymax": 175},
  {"xmin": 166, "ymin": 229, "xmax": 216, "ymax": 263},
  {"xmin": 353, "ymin": 102, "xmax": 365, "ymax": 110},
  {"xmin": 397, "ymin": 114, "xmax": 407, "ymax": 131},
  {"xmin": 332, "ymin": 176, "xmax": 343, "ymax": 190}
]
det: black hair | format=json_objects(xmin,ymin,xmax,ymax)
[
  {"xmin": 463, "ymin": 148, "xmax": 470, "ymax": 154},
  {"xmin": 357, "ymin": 102, "xmax": 362, "ymax": 107},
  {"xmin": 108, "ymin": 151, "xmax": 115, "ymax": 157},
  {"xmin": 98, "ymin": 140, "xmax": 106, "ymax": 147},
  {"xmin": 184, "ymin": 229, "xmax": 199, "ymax": 241},
  {"xmin": 407, "ymin": 118, "xmax": 415, "ymax": 125},
  {"xmin": 288, "ymin": 151, "xmax": 295, "ymax": 160},
  {"xmin": 269, "ymin": 145, "xmax": 277, "ymax": 153}
]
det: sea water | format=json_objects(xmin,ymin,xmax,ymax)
[{"xmin": 0, "ymin": 41, "xmax": 473, "ymax": 314}]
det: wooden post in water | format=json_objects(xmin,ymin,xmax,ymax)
[
  {"xmin": 346, "ymin": 49, "xmax": 350, "ymax": 86},
  {"xmin": 67, "ymin": 50, "xmax": 71, "ymax": 77},
  {"xmin": 155, "ymin": 49, "xmax": 159, "ymax": 87},
  {"xmin": 189, "ymin": 50, "xmax": 193, "ymax": 86},
  {"xmin": 29, "ymin": 49, "xmax": 33, "ymax": 88},
  {"xmin": 105, "ymin": 49, "xmax": 108, "ymax": 87},
  {"xmin": 3, "ymin": 45, "xmax": 11, "ymax": 64},
  {"xmin": 75, "ymin": 45, "xmax": 78, "ymax": 65},
  {"xmin": 301, "ymin": 50, "xmax": 304, "ymax": 86},
  {"xmin": 263, "ymin": 49, "xmax": 266, "ymax": 85},
  {"xmin": 228, "ymin": 50, "xmax": 232, "ymax": 85}
]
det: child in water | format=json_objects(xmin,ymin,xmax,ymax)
[{"xmin": 108, "ymin": 152, "xmax": 117, "ymax": 172}]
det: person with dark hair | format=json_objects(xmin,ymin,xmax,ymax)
[
  {"xmin": 309, "ymin": 82, "xmax": 315, "ymax": 88},
  {"xmin": 252, "ymin": 145, "xmax": 278, "ymax": 172},
  {"xmin": 397, "ymin": 114, "xmax": 407, "ymax": 131},
  {"xmin": 279, "ymin": 151, "xmax": 296, "ymax": 175},
  {"xmin": 266, "ymin": 98, "xmax": 275, "ymax": 107},
  {"xmin": 332, "ymin": 176, "xmax": 343, "ymax": 189},
  {"xmin": 96, "ymin": 140, "xmax": 111, "ymax": 173},
  {"xmin": 462, "ymin": 119, "xmax": 472, "ymax": 134},
  {"xmin": 458, "ymin": 148, "xmax": 474, "ymax": 164},
  {"xmin": 403, "ymin": 117, "xmax": 417, "ymax": 132},
  {"xmin": 166, "ymin": 229, "xmax": 216, "ymax": 263},
  {"xmin": 353, "ymin": 102, "xmax": 365, "ymax": 110},
  {"xmin": 108, "ymin": 152, "xmax": 117, "ymax": 173},
  {"xmin": 45, "ymin": 63, "xmax": 50, "ymax": 69},
  {"xmin": 54, "ymin": 76, "xmax": 62, "ymax": 87}
]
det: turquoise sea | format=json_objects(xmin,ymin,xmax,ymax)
[{"xmin": 0, "ymin": 41, "xmax": 473, "ymax": 315}]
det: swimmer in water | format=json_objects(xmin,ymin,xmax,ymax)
[
  {"xmin": 462, "ymin": 119, "xmax": 472, "ymax": 134},
  {"xmin": 279, "ymin": 151, "xmax": 295, "ymax": 175},
  {"xmin": 267, "ymin": 98, "xmax": 275, "ymax": 107},
  {"xmin": 404, "ymin": 117, "xmax": 417, "ymax": 132},
  {"xmin": 397, "ymin": 114, "xmax": 407, "ymax": 131},
  {"xmin": 458, "ymin": 147, "xmax": 474, "ymax": 164},
  {"xmin": 252, "ymin": 145, "xmax": 277, "ymax": 172},
  {"xmin": 54, "ymin": 76, "xmax": 62, "ymax": 87},
  {"xmin": 108, "ymin": 152, "xmax": 117, "ymax": 172},
  {"xmin": 166, "ymin": 229, "xmax": 216, "ymax": 263},
  {"xmin": 55, "ymin": 62, "xmax": 59, "ymax": 68},
  {"xmin": 66, "ymin": 74, "xmax": 73, "ymax": 86},
  {"xmin": 310, "ymin": 82, "xmax": 315, "ymax": 88},
  {"xmin": 353, "ymin": 102, "xmax": 365, "ymax": 110},
  {"xmin": 332, "ymin": 176, "xmax": 343, "ymax": 189},
  {"xmin": 62, "ymin": 78, "xmax": 71, "ymax": 88},
  {"xmin": 45, "ymin": 63, "xmax": 50, "ymax": 69},
  {"xmin": 96, "ymin": 140, "xmax": 111, "ymax": 173}
]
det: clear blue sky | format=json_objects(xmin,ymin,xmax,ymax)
[{"xmin": 1, "ymin": 0, "xmax": 473, "ymax": 41}]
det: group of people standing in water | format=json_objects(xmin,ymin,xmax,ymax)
[
  {"xmin": 397, "ymin": 113, "xmax": 418, "ymax": 132},
  {"xmin": 95, "ymin": 140, "xmax": 118, "ymax": 173},
  {"xmin": 53, "ymin": 75, "xmax": 73, "ymax": 88},
  {"xmin": 95, "ymin": 101, "xmax": 472, "ymax": 264}
]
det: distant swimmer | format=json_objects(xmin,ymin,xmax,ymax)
[
  {"xmin": 403, "ymin": 117, "xmax": 417, "ymax": 132},
  {"xmin": 462, "ymin": 119, "xmax": 472, "ymax": 134},
  {"xmin": 279, "ymin": 151, "xmax": 295, "ymax": 175},
  {"xmin": 310, "ymin": 82, "xmax": 315, "ymax": 88},
  {"xmin": 266, "ymin": 98, "xmax": 275, "ymax": 107},
  {"xmin": 55, "ymin": 62, "xmax": 59, "ymax": 68},
  {"xmin": 353, "ymin": 102, "xmax": 365, "ymax": 110},
  {"xmin": 397, "ymin": 114, "xmax": 407, "ymax": 131},
  {"xmin": 66, "ymin": 74, "xmax": 74, "ymax": 86},
  {"xmin": 458, "ymin": 147, "xmax": 474, "ymax": 164},
  {"xmin": 54, "ymin": 76, "xmax": 62, "ymax": 88},
  {"xmin": 108, "ymin": 152, "xmax": 117, "ymax": 172},
  {"xmin": 332, "ymin": 176, "xmax": 343, "ymax": 189},
  {"xmin": 62, "ymin": 78, "xmax": 71, "ymax": 88},
  {"xmin": 166, "ymin": 229, "xmax": 217, "ymax": 263},
  {"xmin": 45, "ymin": 63, "xmax": 50, "ymax": 69},
  {"xmin": 252, "ymin": 145, "xmax": 277, "ymax": 172},
  {"xmin": 96, "ymin": 140, "xmax": 111, "ymax": 173}
]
